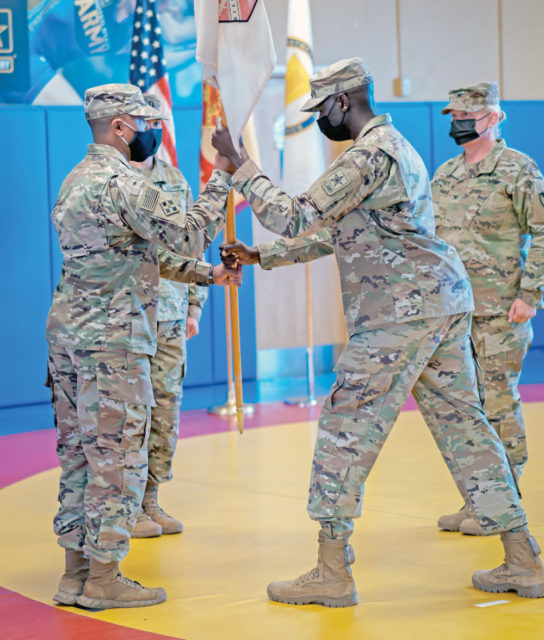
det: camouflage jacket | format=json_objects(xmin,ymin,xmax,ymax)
[
  {"xmin": 432, "ymin": 139, "xmax": 544, "ymax": 315},
  {"xmin": 258, "ymin": 229, "xmax": 334, "ymax": 269},
  {"xmin": 47, "ymin": 144, "xmax": 230, "ymax": 355},
  {"xmin": 144, "ymin": 158, "xmax": 209, "ymax": 323},
  {"xmin": 233, "ymin": 114, "xmax": 473, "ymax": 336}
]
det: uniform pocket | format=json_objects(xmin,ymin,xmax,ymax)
[
  {"xmin": 467, "ymin": 190, "xmax": 514, "ymax": 239},
  {"xmin": 323, "ymin": 370, "xmax": 393, "ymax": 417},
  {"xmin": 95, "ymin": 353, "xmax": 155, "ymax": 451},
  {"xmin": 470, "ymin": 336, "xmax": 486, "ymax": 406},
  {"xmin": 95, "ymin": 353, "xmax": 155, "ymax": 405},
  {"xmin": 483, "ymin": 321, "xmax": 533, "ymax": 357}
]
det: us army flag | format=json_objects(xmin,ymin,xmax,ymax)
[
  {"xmin": 282, "ymin": 0, "xmax": 325, "ymax": 194},
  {"xmin": 194, "ymin": 0, "xmax": 276, "ymax": 150}
]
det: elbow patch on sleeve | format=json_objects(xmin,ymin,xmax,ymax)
[{"xmin": 308, "ymin": 160, "xmax": 360, "ymax": 211}]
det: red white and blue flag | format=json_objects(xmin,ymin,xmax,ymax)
[{"xmin": 129, "ymin": 0, "xmax": 178, "ymax": 167}]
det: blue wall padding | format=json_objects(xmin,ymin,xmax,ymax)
[{"xmin": 0, "ymin": 107, "xmax": 52, "ymax": 409}]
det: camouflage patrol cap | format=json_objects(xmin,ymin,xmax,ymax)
[
  {"xmin": 85, "ymin": 83, "xmax": 160, "ymax": 120},
  {"xmin": 301, "ymin": 58, "xmax": 374, "ymax": 112},
  {"xmin": 442, "ymin": 82, "xmax": 501, "ymax": 114},
  {"xmin": 142, "ymin": 93, "xmax": 169, "ymax": 120}
]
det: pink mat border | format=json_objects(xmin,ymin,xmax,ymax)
[{"xmin": 1, "ymin": 385, "xmax": 542, "ymax": 490}]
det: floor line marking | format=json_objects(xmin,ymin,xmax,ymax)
[{"xmin": 475, "ymin": 600, "xmax": 510, "ymax": 607}]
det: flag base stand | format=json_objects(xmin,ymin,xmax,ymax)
[
  {"xmin": 284, "ymin": 345, "xmax": 323, "ymax": 408},
  {"xmin": 208, "ymin": 396, "xmax": 255, "ymax": 417},
  {"xmin": 284, "ymin": 396, "xmax": 323, "ymax": 408}
]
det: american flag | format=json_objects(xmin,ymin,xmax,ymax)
[{"xmin": 129, "ymin": 0, "xmax": 178, "ymax": 167}]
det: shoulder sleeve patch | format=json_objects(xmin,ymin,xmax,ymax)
[
  {"xmin": 159, "ymin": 199, "xmax": 181, "ymax": 217},
  {"xmin": 138, "ymin": 186, "xmax": 160, "ymax": 212},
  {"xmin": 308, "ymin": 160, "xmax": 360, "ymax": 212},
  {"xmin": 322, "ymin": 168, "xmax": 350, "ymax": 196}
]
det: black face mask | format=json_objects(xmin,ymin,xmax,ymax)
[
  {"xmin": 317, "ymin": 100, "xmax": 351, "ymax": 141},
  {"xmin": 121, "ymin": 123, "xmax": 159, "ymax": 161},
  {"xmin": 151, "ymin": 128, "xmax": 163, "ymax": 154},
  {"xmin": 449, "ymin": 114, "xmax": 489, "ymax": 146}
]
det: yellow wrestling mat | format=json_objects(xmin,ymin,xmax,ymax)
[{"xmin": 2, "ymin": 404, "xmax": 544, "ymax": 640}]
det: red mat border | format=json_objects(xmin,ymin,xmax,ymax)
[{"xmin": 0, "ymin": 587, "xmax": 182, "ymax": 640}]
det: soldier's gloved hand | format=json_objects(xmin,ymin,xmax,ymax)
[
  {"xmin": 212, "ymin": 263, "xmax": 243, "ymax": 287},
  {"xmin": 212, "ymin": 122, "xmax": 249, "ymax": 169},
  {"xmin": 220, "ymin": 241, "xmax": 260, "ymax": 267}
]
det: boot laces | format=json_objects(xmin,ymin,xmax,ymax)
[
  {"xmin": 116, "ymin": 573, "xmax": 143, "ymax": 589},
  {"xmin": 489, "ymin": 562, "xmax": 510, "ymax": 577},
  {"xmin": 136, "ymin": 510, "xmax": 151, "ymax": 523},
  {"xmin": 294, "ymin": 567, "xmax": 320, "ymax": 587},
  {"xmin": 145, "ymin": 502, "xmax": 171, "ymax": 520}
]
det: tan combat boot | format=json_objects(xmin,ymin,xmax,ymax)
[
  {"xmin": 143, "ymin": 483, "xmax": 183, "ymax": 535},
  {"xmin": 53, "ymin": 549, "xmax": 89, "ymax": 605},
  {"xmin": 267, "ymin": 535, "xmax": 358, "ymax": 607},
  {"xmin": 131, "ymin": 510, "xmax": 162, "ymax": 538},
  {"xmin": 472, "ymin": 528, "xmax": 544, "ymax": 598},
  {"xmin": 458, "ymin": 516, "xmax": 484, "ymax": 536},
  {"xmin": 76, "ymin": 557, "xmax": 167, "ymax": 609},
  {"xmin": 437, "ymin": 505, "xmax": 469, "ymax": 531}
]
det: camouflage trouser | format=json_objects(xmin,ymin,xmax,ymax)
[
  {"xmin": 148, "ymin": 319, "xmax": 186, "ymax": 485},
  {"xmin": 471, "ymin": 315, "xmax": 533, "ymax": 480},
  {"xmin": 48, "ymin": 346, "xmax": 155, "ymax": 563},
  {"xmin": 307, "ymin": 312, "xmax": 527, "ymax": 539}
]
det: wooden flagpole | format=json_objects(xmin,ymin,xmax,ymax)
[
  {"xmin": 225, "ymin": 193, "xmax": 244, "ymax": 433},
  {"xmin": 217, "ymin": 98, "xmax": 244, "ymax": 434}
]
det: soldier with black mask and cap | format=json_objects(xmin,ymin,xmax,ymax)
[
  {"xmin": 214, "ymin": 59, "xmax": 544, "ymax": 608},
  {"xmin": 432, "ymin": 83, "xmax": 544, "ymax": 536}
]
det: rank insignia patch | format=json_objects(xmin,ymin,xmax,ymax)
[
  {"xmin": 322, "ymin": 168, "xmax": 350, "ymax": 196},
  {"xmin": 539, "ymin": 192, "xmax": 544, "ymax": 208},
  {"xmin": 138, "ymin": 187, "xmax": 160, "ymax": 212},
  {"xmin": 160, "ymin": 199, "xmax": 180, "ymax": 216}
]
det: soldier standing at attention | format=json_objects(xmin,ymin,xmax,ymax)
[
  {"xmin": 47, "ymin": 83, "xmax": 239, "ymax": 610},
  {"xmin": 130, "ymin": 93, "xmax": 210, "ymax": 538},
  {"xmin": 214, "ymin": 59, "xmax": 544, "ymax": 607},
  {"xmin": 432, "ymin": 83, "xmax": 544, "ymax": 535}
]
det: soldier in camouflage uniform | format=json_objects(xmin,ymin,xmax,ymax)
[
  {"xmin": 432, "ymin": 83, "xmax": 544, "ymax": 535},
  {"xmin": 214, "ymin": 59, "xmax": 544, "ymax": 606},
  {"xmin": 47, "ymin": 84, "xmax": 239, "ymax": 609},
  {"xmin": 130, "ymin": 94, "xmax": 210, "ymax": 538}
]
